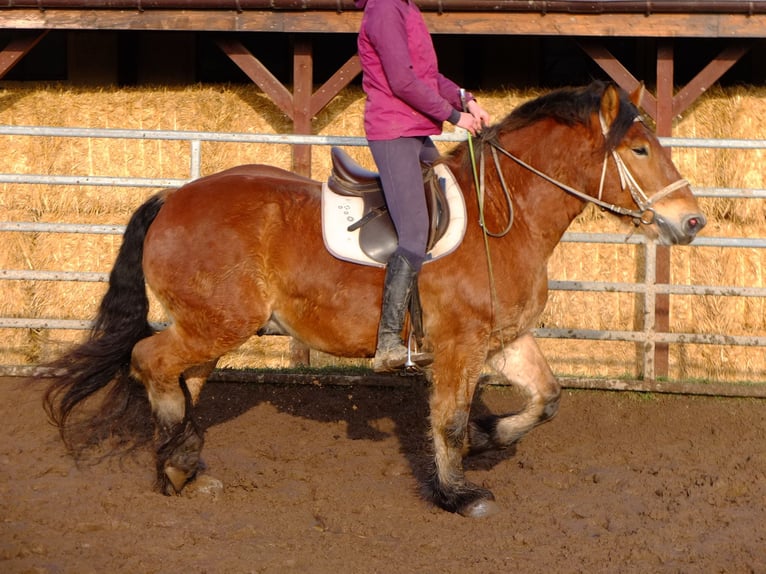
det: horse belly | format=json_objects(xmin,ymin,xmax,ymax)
[{"xmin": 265, "ymin": 238, "xmax": 384, "ymax": 357}]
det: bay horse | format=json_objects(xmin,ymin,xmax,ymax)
[{"xmin": 43, "ymin": 81, "xmax": 705, "ymax": 518}]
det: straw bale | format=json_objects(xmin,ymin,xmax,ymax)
[
  {"xmin": 217, "ymin": 338, "xmax": 372, "ymax": 370},
  {"xmin": 0, "ymin": 223, "xmax": 34, "ymax": 363},
  {"xmin": 539, "ymin": 339, "xmax": 640, "ymax": 379},
  {"xmin": 0, "ymin": 83, "xmax": 764, "ymax": 383},
  {"xmin": 0, "ymin": 329, "xmax": 34, "ymax": 365},
  {"xmin": 675, "ymin": 86, "xmax": 766, "ymax": 234},
  {"xmin": 217, "ymin": 335, "xmax": 292, "ymax": 370}
]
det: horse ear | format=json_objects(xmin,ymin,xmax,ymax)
[
  {"xmin": 600, "ymin": 83, "xmax": 621, "ymax": 128},
  {"xmin": 629, "ymin": 82, "xmax": 645, "ymax": 109}
]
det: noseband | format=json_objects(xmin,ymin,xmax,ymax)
[{"xmin": 480, "ymin": 114, "xmax": 689, "ymax": 230}]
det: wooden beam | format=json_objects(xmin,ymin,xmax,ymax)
[
  {"xmin": 0, "ymin": 30, "xmax": 49, "ymax": 79},
  {"xmin": 578, "ymin": 40, "xmax": 657, "ymax": 120},
  {"xmin": 289, "ymin": 37, "xmax": 313, "ymax": 367},
  {"xmin": 672, "ymin": 42, "xmax": 752, "ymax": 118},
  {"xmin": 310, "ymin": 53, "xmax": 361, "ymax": 117},
  {"xmin": 2, "ymin": 10, "xmax": 766, "ymax": 39},
  {"xmin": 216, "ymin": 37, "xmax": 294, "ymax": 120}
]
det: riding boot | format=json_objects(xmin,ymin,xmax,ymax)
[{"xmin": 373, "ymin": 253, "xmax": 433, "ymax": 373}]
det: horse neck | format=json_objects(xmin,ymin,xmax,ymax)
[{"xmin": 461, "ymin": 129, "xmax": 597, "ymax": 257}]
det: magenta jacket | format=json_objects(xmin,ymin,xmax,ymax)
[{"xmin": 356, "ymin": 0, "xmax": 465, "ymax": 141}]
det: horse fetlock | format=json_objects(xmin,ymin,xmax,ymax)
[
  {"xmin": 468, "ymin": 415, "xmax": 522, "ymax": 455},
  {"xmin": 540, "ymin": 394, "xmax": 561, "ymax": 423},
  {"xmin": 155, "ymin": 418, "xmax": 204, "ymax": 494},
  {"xmin": 425, "ymin": 474, "xmax": 498, "ymax": 518},
  {"xmin": 467, "ymin": 416, "xmax": 499, "ymax": 454}
]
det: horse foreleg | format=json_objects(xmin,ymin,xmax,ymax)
[
  {"xmin": 426, "ymin": 360, "xmax": 501, "ymax": 519},
  {"xmin": 470, "ymin": 331, "xmax": 561, "ymax": 454},
  {"xmin": 131, "ymin": 331, "xmax": 207, "ymax": 495}
]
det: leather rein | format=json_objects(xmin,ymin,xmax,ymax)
[{"xmin": 474, "ymin": 114, "xmax": 690, "ymax": 236}]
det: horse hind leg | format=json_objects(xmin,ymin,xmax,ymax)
[
  {"xmin": 131, "ymin": 330, "xmax": 216, "ymax": 495},
  {"xmin": 469, "ymin": 332, "xmax": 561, "ymax": 455},
  {"xmin": 155, "ymin": 376, "xmax": 205, "ymax": 494}
]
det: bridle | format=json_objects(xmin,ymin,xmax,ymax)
[{"xmin": 474, "ymin": 113, "xmax": 690, "ymax": 236}]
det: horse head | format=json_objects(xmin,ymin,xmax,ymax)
[{"xmin": 599, "ymin": 83, "xmax": 706, "ymax": 245}]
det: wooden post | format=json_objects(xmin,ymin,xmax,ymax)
[
  {"xmin": 653, "ymin": 40, "xmax": 675, "ymax": 379},
  {"xmin": 289, "ymin": 37, "xmax": 314, "ymax": 366},
  {"xmin": 292, "ymin": 37, "xmax": 313, "ymax": 177}
]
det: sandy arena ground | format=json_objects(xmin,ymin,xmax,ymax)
[{"xmin": 2, "ymin": 376, "xmax": 765, "ymax": 573}]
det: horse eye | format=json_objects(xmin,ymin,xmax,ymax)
[{"xmin": 632, "ymin": 146, "xmax": 649, "ymax": 156}]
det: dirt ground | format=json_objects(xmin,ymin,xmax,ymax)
[{"xmin": 1, "ymin": 375, "xmax": 765, "ymax": 574}]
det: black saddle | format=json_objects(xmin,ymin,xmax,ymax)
[{"xmin": 327, "ymin": 146, "xmax": 451, "ymax": 264}]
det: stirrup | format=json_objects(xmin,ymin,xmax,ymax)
[
  {"xmin": 372, "ymin": 333, "xmax": 432, "ymax": 373},
  {"xmin": 403, "ymin": 331, "xmax": 432, "ymax": 372}
]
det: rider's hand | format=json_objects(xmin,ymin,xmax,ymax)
[
  {"xmin": 456, "ymin": 111, "xmax": 482, "ymax": 136},
  {"xmin": 467, "ymin": 100, "xmax": 491, "ymax": 130}
]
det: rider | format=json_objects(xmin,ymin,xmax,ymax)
[{"xmin": 356, "ymin": 0, "xmax": 490, "ymax": 372}]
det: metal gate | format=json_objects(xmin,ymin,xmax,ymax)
[{"xmin": 1, "ymin": 126, "xmax": 764, "ymax": 396}]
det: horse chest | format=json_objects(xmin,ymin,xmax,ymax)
[{"xmin": 508, "ymin": 269, "xmax": 549, "ymax": 329}]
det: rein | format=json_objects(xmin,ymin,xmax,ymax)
[{"xmin": 475, "ymin": 115, "xmax": 689, "ymax": 230}]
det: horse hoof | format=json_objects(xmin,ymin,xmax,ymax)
[
  {"xmin": 459, "ymin": 497, "xmax": 501, "ymax": 519},
  {"xmin": 187, "ymin": 474, "xmax": 224, "ymax": 498},
  {"xmin": 164, "ymin": 464, "xmax": 191, "ymax": 494}
]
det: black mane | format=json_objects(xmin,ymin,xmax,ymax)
[{"xmin": 481, "ymin": 81, "xmax": 640, "ymax": 153}]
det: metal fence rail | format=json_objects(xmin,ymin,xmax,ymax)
[{"xmin": 1, "ymin": 126, "xmax": 764, "ymax": 391}]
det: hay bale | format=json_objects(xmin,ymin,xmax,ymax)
[{"xmin": 0, "ymin": 82, "xmax": 764, "ymax": 383}]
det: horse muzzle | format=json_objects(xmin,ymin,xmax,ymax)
[{"xmin": 654, "ymin": 211, "xmax": 707, "ymax": 246}]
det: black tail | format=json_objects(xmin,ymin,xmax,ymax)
[{"xmin": 42, "ymin": 193, "xmax": 166, "ymax": 458}]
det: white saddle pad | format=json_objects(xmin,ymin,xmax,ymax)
[{"xmin": 321, "ymin": 163, "xmax": 467, "ymax": 268}]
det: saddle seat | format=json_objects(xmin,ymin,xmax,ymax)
[
  {"xmin": 324, "ymin": 147, "xmax": 463, "ymax": 266},
  {"xmin": 329, "ymin": 148, "xmax": 380, "ymax": 189}
]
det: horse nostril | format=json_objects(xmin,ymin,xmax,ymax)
[{"xmin": 684, "ymin": 213, "xmax": 707, "ymax": 235}]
